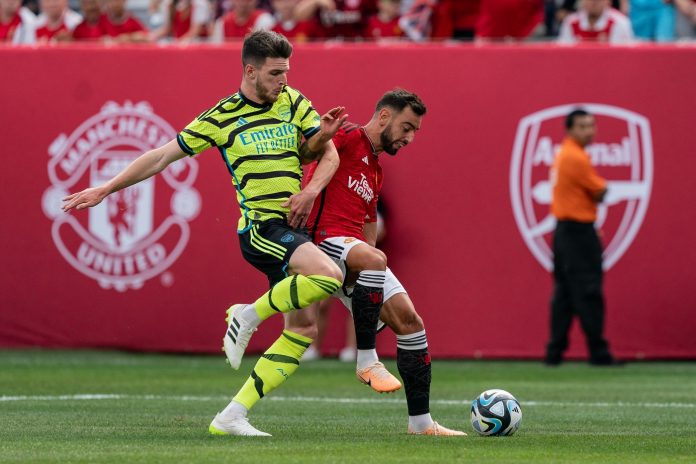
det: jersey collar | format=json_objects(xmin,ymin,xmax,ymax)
[
  {"xmin": 360, "ymin": 126, "xmax": 378, "ymax": 156},
  {"xmin": 237, "ymin": 89, "xmax": 272, "ymax": 109}
]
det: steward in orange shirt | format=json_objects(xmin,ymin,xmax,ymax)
[{"xmin": 546, "ymin": 109, "xmax": 622, "ymax": 367}]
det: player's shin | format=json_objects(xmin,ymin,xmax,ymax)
[
  {"xmin": 352, "ymin": 270, "xmax": 386, "ymax": 368},
  {"xmin": 253, "ymin": 275, "xmax": 341, "ymax": 321},
  {"xmin": 396, "ymin": 330, "xmax": 434, "ymax": 430},
  {"xmin": 232, "ymin": 329, "xmax": 312, "ymax": 411}
]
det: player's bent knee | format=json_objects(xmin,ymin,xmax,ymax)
[
  {"xmin": 313, "ymin": 260, "xmax": 343, "ymax": 282},
  {"xmin": 352, "ymin": 248, "xmax": 387, "ymax": 272},
  {"xmin": 289, "ymin": 243, "xmax": 342, "ymax": 280}
]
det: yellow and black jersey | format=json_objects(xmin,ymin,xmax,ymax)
[{"xmin": 177, "ymin": 85, "xmax": 321, "ymax": 232}]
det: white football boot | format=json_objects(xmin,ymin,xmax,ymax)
[
  {"xmin": 223, "ymin": 304, "xmax": 257, "ymax": 370},
  {"xmin": 209, "ymin": 413, "xmax": 271, "ymax": 437}
]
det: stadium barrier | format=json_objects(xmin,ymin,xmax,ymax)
[{"xmin": 1, "ymin": 43, "xmax": 695, "ymax": 359}]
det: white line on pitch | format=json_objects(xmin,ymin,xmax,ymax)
[{"xmin": 0, "ymin": 394, "xmax": 694, "ymax": 409}]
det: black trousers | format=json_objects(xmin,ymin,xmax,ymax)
[{"xmin": 546, "ymin": 220, "xmax": 612, "ymax": 363}]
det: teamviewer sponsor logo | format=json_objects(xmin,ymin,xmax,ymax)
[
  {"xmin": 509, "ymin": 103, "xmax": 653, "ymax": 271},
  {"xmin": 42, "ymin": 101, "xmax": 201, "ymax": 291},
  {"xmin": 348, "ymin": 173, "xmax": 374, "ymax": 203}
]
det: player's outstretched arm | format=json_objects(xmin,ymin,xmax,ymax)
[{"xmin": 62, "ymin": 139, "xmax": 188, "ymax": 212}]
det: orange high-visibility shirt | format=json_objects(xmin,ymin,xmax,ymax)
[{"xmin": 550, "ymin": 137, "xmax": 607, "ymax": 223}]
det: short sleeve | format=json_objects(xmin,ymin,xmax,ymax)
[
  {"xmin": 291, "ymin": 92, "xmax": 321, "ymax": 139},
  {"xmin": 177, "ymin": 104, "xmax": 228, "ymax": 156}
]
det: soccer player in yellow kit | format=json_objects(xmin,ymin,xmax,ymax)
[{"xmin": 63, "ymin": 30, "xmax": 352, "ymax": 436}]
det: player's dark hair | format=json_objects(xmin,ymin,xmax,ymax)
[
  {"xmin": 565, "ymin": 108, "xmax": 591, "ymax": 130},
  {"xmin": 375, "ymin": 89, "xmax": 427, "ymax": 116},
  {"xmin": 242, "ymin": 30, "xmax": 293, "ymax": 67}
]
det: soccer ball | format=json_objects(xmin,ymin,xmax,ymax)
[{"xmin": 470, "ymin": 389, "xmax": 522, "ymax": 436}]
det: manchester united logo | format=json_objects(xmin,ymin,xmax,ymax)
[{"xmin": 42, "ymin": 101, "xmax": 200, "ymax": 291}]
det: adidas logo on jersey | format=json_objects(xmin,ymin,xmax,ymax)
[
  {"xmin": 362, "ymin": 156, "xmax": 369, "ymax": 165},
  {"xmin": 236, "ymin": 117, "xmax": 249, "ymax": 128}
]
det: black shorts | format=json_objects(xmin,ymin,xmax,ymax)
[{"xmin": 239, "ymin": 219, "xmax": 311, "ymax": 287}]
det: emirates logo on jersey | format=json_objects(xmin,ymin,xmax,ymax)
[
  {"xmin": 510, "ymin": 103, "xmax": 653, "ymax": 271},
  {"xmin": 42, "ymin": 101, "xmax": 201, "ymax": 291}
]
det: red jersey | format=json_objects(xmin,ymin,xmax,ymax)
[
  {"xmin": 0, "ymin": 13, "xmax": 22, "ymax": 42},
  {"xmin": 99, "ymin": 14, "xmax": 145, "ymax": 37},
  {"xmin": 318, "ymin": 0, "xmax": 377, "ymax": 39},
  {"xmin": 306, "ymin": 123, "xmax": 382, "ymax": 243},
  {"xmin": 222, "ymin": 10, "xmax": 265, "ymax": 39},
  {"xmin": 431, "ymin": 0, "xmax": 480, "ymax": 37},
  {"xmin": 173, "ymin": 9, "xmax": 193, "ymax": 38},
  {"xmin": 72, "ymin": 19, "xmax": 104, "ymax": 40},
  {"xmin": 172, "ymin": 9, "xmax": 209, "ymax": 38},
  {"xmin": 272, "ymin": 19, "xmax": 323, "ymax": 42},
  {"xmin": 476, "ymin": 0, "xmax": 542, "ymax": 39},
  {"xmin": 558, "ymin": 9, "xmax": 633, "ymax": 43},
  {"xmin": 571, "ymin": 17, "xmax": 613, "ymax": 42},
  {"xmin": 365, "ymin": 15, "xmax": 402, "ymax": 39},
  {"xmin": 36, "ymin": 23, "xmax": 69, "ymax": 40}
]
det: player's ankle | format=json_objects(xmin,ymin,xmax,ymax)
[
  {"xmin": 408, "ymin": 413, "xmax": 433, "ymax": 433},
  {"xmin": 356, "ymin": 349, "xmax": 379, "ymax": 370},
  {"xmin": 220, "ymin": 400, "xmax": 248, "ymax": 419},
  {"xmin": 241, "ymin": 304, "xmax": 262, "ymax": 327}
]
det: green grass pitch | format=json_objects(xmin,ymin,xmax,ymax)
[{"xmin": 1, "ymin": 350, "xmax": 695, "ymax": 463}]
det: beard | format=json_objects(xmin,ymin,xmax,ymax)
[
  {"xmin": 380, "ymin": 124, "xmax": 400, "ymax": 156},
  {"xmin": 256, "ymin": 79, "xmax": 280, "ymax": 105}
]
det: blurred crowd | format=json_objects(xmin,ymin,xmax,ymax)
[{"xmin": 2, "ymin": 0, "xmax": 696, "ymax": 44}]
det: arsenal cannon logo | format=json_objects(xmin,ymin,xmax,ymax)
[{"xmin": 510, "ymin": 104, "xmax": 653, "ymax": 271}]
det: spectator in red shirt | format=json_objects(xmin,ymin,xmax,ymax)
[
  {"xmin": 271, "ymin": 0, "xmax": 322, "ymax": 41},
  {"xmin": 101, "ymin": 0, "xmax": 149, "ymax": 42},
  {"xmin": 213, "ymin": 0, "xmax": 274, "ymax": 41},
  {"xmin": 72, "ymin": 0, "xmax": 104, "ymax": 40},
  {"xmin": 0, "ymin": 0, "xmax": 36, "ymax": 43},
  {"xmin": 558, "ymin": 0, "xmax": 633, "ymax": 43},
  {"xmin": 151, "ymin": 0, "xmax": 212, "ymax": 42},
  {"xmin": 35, "ymin": 0, "xmax": 82, "ymax": 42},
  {"xmin": 428, "ymin": 0, "xmax": 480, "ymax": 40},
  {"xmin": 365, "ymin": 0, "xmax": 402, "ymax": 39},
  {"xmin": 295, "ymin": 0, "xmax": 377, "ymax": 40},
  {"xmin": 475, "ymin": 0, "xmax": 544, "ymax": 41}
]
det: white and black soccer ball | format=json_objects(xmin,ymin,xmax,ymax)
[{"xmin": 470, "ymin": 389, "xmax": 522, "ymax": 436}]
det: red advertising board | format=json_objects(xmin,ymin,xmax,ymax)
[{"xmin": 1, "ymin": 44, "xmax": 694, "ymax": 359}]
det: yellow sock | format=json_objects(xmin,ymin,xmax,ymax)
[
  {"xmin": 233, "ymin": 330, "xmax": 312, "ymax": 410},
  {"xmin": 254, "ymin": 274, "xmax": 340, "ymax": 321}
]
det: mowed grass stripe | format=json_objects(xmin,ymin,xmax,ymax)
[{"xmin": 2, "ymin": 393, "xmax": 695, "ymax": 409}]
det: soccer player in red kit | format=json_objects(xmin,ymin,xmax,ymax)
[{"xmin": 305, "ymin": 89, "xmax": 466, "ymax": 436}]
